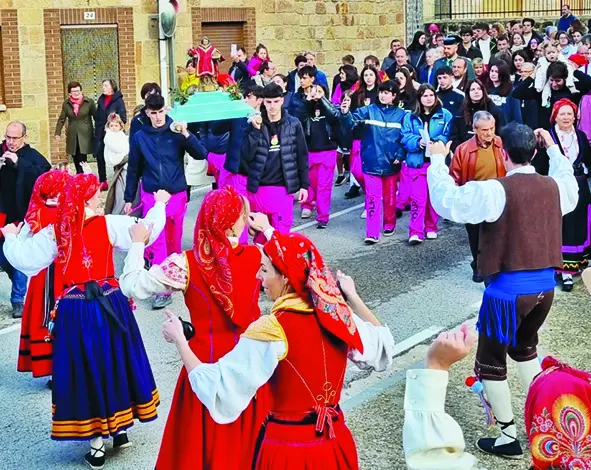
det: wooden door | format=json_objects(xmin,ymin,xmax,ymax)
[{"xmin": 201, "ymin": 22, "xmax": 245, "ymax": 73}]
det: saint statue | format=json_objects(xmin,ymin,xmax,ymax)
[{"xmin": 189, "ymin": 36, "xmax": 224, "ymax": 92}]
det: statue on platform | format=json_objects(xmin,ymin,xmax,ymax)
[{"xmin": 188, "ymin": 36, "xmax": 224, "ymax": 92}]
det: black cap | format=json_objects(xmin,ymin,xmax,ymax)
[{"xmin": 443, "ymin": 35, "xmax": 461, "ymax": 46}]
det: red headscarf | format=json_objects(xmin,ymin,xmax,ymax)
[
  {"xmin": 263, "ymin": 231, "xmax": 363, "ymax": 353},
  {"xmin": 25, "ymin": 170, "xmax": 72, "ymax": 234},
  {"xmin": 193, "ymin": 186, "xmax": 248, "ymax": 327},
  {"xmin": 525, "ymin": 356, "xmax": 591, "ymax": 468},
  {"xmin": 55, "ymin": 173, "xmax": 100, "ymax": 271},
  {"xmin": 550, "ymin": 98, "xmax": 579, "ymax": 124}
]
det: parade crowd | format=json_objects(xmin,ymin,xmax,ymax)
[{"xmin": 1, "ymin": 8, "xmax": 591, "ymax": 470}]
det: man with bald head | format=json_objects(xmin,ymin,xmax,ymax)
[{"xmin": 0, "ymin": 121, "xmax": 50, "ymax": 317}]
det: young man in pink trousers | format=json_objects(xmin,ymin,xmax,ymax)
[
  {"xmin": 241, "ymin": 83, "xmax": 309, "ymax": 236},
  {"xmin": 289, "ymin": 66, "xmax": 340, "ymax": 229},
  {"xmin": 125, "ymin": 93, "xmax": 207, "ymax": 308}
]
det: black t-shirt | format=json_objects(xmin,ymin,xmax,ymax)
[
  {"xmin": 260, "ymin": 121, "xmax": 285, "ymax": 187},
  {"xmin": 0, "ymin": 162, "xmax": 18, "ymax": 223}
]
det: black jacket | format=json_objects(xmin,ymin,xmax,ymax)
[
  {"xmin": 0, "ymin": 143, "xmax": 51, "ymax": 223},
  {"xmin": 458, "ymin": 44, "xmax": 483, "ymax": 61},
  {"xmin": 409, "ymin": 49, "xmax": 426, "ymax": 68},
  {"xmin": 94, "ymin": 91, "xmax": 127, "ymax": 141},
  {"xmin": 289, "ymin": 88, "xmax": 339, "ymax": 152},
  {"xmin": 229, "ymin": 60, "xmax": 250, "ymax": 91},
  {"xmin": 512, "ymin": 72, "xmax": 591, "ymax": 130},
  {"xmin": 438, "ymin": 87, "xmax": 465, "ymax": 119},
  {"xmin": 241, "ymin": 110, "xmax": 309, "ymax": 194},
  {"xmin": 385, "ymin": 62, "xmax": 417, "ymax": 80},
  {"xmin": 225, "ymin": 117, "xmax": 251, "ymax": 176},
  {"xmin": 450, "ymin": 100, "xmax": 504, "ymax": 150},
  {"xmin": 533, "ymin": 128, "xmax": 591, "ymax": 176},
  {"xmin": 513, "ymin": 77, "xmax": 540, "ymax": 130},
  {"xmin": 129, "ymin": 107, "xmax": 151, "ymax": 141}
]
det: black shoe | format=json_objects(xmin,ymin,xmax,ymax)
[
  {"xmin": 364, "ymin": 237, "xmax": 379, "ymax": 245},
  {"xmin": 343, "ymin": 172, "xmax": 351, "ymax": 184},
  {"xmin": 11, "ymin": 302, "xmax": 24, "ymax": 319},
  {"xmin": 335, "ymin": 174, "xmax": 346, "ymax": 186},
  {"xmin": 344, "ymin": 185, "xmax": 361, "ymax": 199},
  {"xmin": 396, "ymin": 209, "xmax": 403, "ymax": 219},
  {"xmin": 562, "ymin": 278, "xmax": 574, "ymax": 292},
  {"xmin": 152, "ymin": 294, "xmax": 173, "ymax": 310},
  {"xmin": 113, "ymin": 432, "xmax": 132, "ymax": 449},
  {"xmin": 84, "ymin": 443, "xmax": 106, "ymax": 470},
  {"xmin": 383, "ymin": 229, "xmax": 395, "ymax": 237},
  {"xmin": 476, "ymin": 437, "xmax": 523, "ymax": 460},
  {"xmin": 472, "ymin": 273, "xmax": 484, "ymax": 283},
  {"xmin": 46, "ymin": 379, "xmax": 52, "ymax": 390},
  {"xmin": 316, "ymin": 222, "xmax": 328, "ymax": 229}
]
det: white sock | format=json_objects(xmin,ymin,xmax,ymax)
[
  {"xmin": 562, "ymin": 273, "xmax": 573, "ymax": 281},
  {"xmin": 482, "ymin": 379, "xmax": 517, "ymax": 445},
  {"xmin": 350, "ymin": 173, "xmax": 359, "ymax": 187},
  {"xmin": 90, "ymin": 436, "xmax": 105, "ymax": 457},
  {"xmin": 516, "ymin": 358, "xmax": 542, "ymax": 390}
]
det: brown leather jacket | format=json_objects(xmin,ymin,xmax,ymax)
[{"xmin": 449, "ymin": 136, "xmax": 506, "ymax": 186}]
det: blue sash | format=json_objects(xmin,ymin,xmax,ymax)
[{"xmin": 477, "ymin": 269, "xmax": 556, "ymax": 345}]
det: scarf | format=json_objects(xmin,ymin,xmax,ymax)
[
  {"xmin": 69, "ymin": 95, "xmax": 84, "ymax": 116},
  {"xmin": 263, "ymin": 231, "xmax": 363, "ymax": 353},
  {"xmin": 526, "ymin": 356, "xmax": 591, "ymax": 468},
  {"xmin": 550, "ymin": 98, "xmax": 579, "ymax": 124},
  {"xmin": 25, "ymin": 170, "xmax": 72, "ymax": 234},
  {"xmin": 271, "ymin": 292, "xmax": 314, "ymax": 315},
  {"xmin": 193, "ymin": 187, "xmax": 249, "ymax": 328}
]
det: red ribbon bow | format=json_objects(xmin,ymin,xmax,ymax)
[{"xmin": 314, "ymin": 404, "xmax": 338, "ymax": 439}]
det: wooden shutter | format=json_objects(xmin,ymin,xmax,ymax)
[{"xmin": 201, "ymin": 22, "xmax": 244, "ymax": 73}]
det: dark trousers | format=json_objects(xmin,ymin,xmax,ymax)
[
  {"xmin": 465, "ymin": 223, "xmax": 480, "ymax": 273},
  {"xmin": 475, "ymin": 289, "xmax": 554, "ymax": 381},
  {"xmin": 72, "ymin": 141, "xmax": 87, "ymax": 175},
  {"xmin": 94, "ymin": 137, "xmax": 107, "ymax": 183}
]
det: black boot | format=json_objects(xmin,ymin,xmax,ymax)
[{"xmin": 344, "ymin": 184, "xmax": 361, "ymax": 199}]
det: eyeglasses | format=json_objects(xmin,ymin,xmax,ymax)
[{"xmin": 4, "ymin": 135, "xmax": 24, "ymax": 141}]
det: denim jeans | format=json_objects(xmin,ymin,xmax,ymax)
[{"xmin": 0, "ymin": 240, "xmax": 28, "ymax": 304}]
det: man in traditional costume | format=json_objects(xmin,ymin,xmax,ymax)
[
  {"xmin": 2, "ymin": 174, "xmax": 170, "ymax": 470},
  {"xmin": 160, "ymin": 213, "xmax": 395, "ymax": 469},
  {"xmin": 426, "ymin": 124, "xmax": 578, "ymax": 459}
]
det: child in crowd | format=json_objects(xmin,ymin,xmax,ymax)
[
  {"xmin": 535, "ymin": 41, "xmax": 577, "ymax": 106},
  {"xmin": 103, "ymin": 113, "xmax": 131, "ymax": 215}
]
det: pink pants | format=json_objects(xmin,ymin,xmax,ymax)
[
  {"xmin": 350, "ymin": 140, "xmax": 365, "ymax": 190},
  {"xmin": 407, "ymin": 164, "xmax": 439, "ymax": 239},
  {"xmin": 578, "ymin": 94, "xmax": 591, "ymax": 144},
  {"xmin": 396, "ymin": 163, "xmax": 411, "ymax": 211},
  {"xmin": 142, "ymin": 188, "xmax": 188, "ymax": 265},
  {"xmin": 207, "ymin": 152, "xmax": 226, "ymax": 184},
  {"xmin": 221, "ymin": 170, "xmax": 249, "ymax": 244},
  {"xmin": 248, "ymin": 186, "xmax": 295, "ymax": 235},
  {"xmin": 364, "ymin": 173, "xmax": 399, "ymax": 240},
  {"xmin": 301, "ymin": 150, "xmax": 337, "ymax": 224}
]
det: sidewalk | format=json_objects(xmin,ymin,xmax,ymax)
[{"xmin": 347, "ymin": 282, "xmax": 591, "ymax": 470}]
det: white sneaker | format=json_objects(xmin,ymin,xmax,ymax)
[
  {"xmin": 360, "ymin": 210, "xmax": 367, "ymax": 219},
  {"xmin": 301, "ymin": 208, "xmax": 312, "ymax": 219},
  {"xmin": 426, "ymin": 232, "xmax": 438, "ymax": 240},
  {"xmin": 409, "ymin": 235, "xmax": 422, "ymax": 245}
]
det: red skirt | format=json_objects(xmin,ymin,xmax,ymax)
[
  {"xmin": 254, "ymin": 409, "xmax": 359, "ymax": 470},
  {"xmin": 156, "ymin": 367, "xmax": 270, "ymax": 470},
  {"xmin": 17, "ymin": 269, "xmax": 52, "ymax": 378}
]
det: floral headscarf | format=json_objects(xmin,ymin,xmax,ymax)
[
  {"xmin": 25, "ymin": 170, "xmax": 72, "ymax": 234},
  {"xmin": 263, "ymin": 231, "xmax": 363, "ymax": 353}
]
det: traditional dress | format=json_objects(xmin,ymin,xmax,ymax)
[
  {"xmin": 186, "ymin": 231, "xmax": 395, "ymax": 469},
  {"xmin": 3, "ymin": 174, "xmax": 166, "ymax": 442},
  {"xmin": 16, "ymin": 170, "xmax": 71, "ymax": 378},
  {"xmin": 119, "ymin": 187, "xmax": 269, "ymax": 470}
]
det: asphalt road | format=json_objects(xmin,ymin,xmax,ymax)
[{"xmin": 0, "ymin": 182, "xmax": 484, "ymax": 469}]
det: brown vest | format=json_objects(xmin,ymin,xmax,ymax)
[{"xmin": 478, "ymin": 172, "xmax": 563, "ymax": 278}]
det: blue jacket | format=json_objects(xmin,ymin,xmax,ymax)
[
  {"xmin": 287, "ymin": 68, "xmax": 329, "ymax": 93},
  {"xmin": 488, "ymin": 91, "xmax": 522, "ymax": 124},
  {"xmin": 125, "ymin": 116, "xmax": 207, "ymax": 201},
  {"xmin": 335, "ymin": 102, "xmax": 406, "ymax": 176},
  {"xmin": 401, "ymin": 107, "xmax": 453, "ymax": 168}
]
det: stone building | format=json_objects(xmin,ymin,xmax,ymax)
[{"xmin": 0, "ymin": 0, "xmax": 406, "ymax": 162}]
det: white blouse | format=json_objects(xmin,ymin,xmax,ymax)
[
  {"xmin": 554, "ymin": 125, "xmax": 580, "ymax": 166},
  {"xmin": 187, "ymin": 314, "xmax": 395, "ymax": 424},
  {"xmin": 2, "ymin": 202, "xmax": 167, "ymax": 278},
  {"xmin": 403, "ymin": 369, "xmax": 483, "ymax": 470}
]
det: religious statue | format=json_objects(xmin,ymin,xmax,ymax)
[{"xmin": 187, "ymin": 36, "xmax": 224, "ymax": 92}]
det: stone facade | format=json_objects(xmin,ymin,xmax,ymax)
[{"xmin": 0, "ymin": 0, "xmax": 405, "ymax": 161}]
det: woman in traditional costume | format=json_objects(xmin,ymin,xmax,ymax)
[
  {"xmin": 119, "ymin": 186, "xmax": 269, "ymax": 470},
  {"xmin": 13, "ymin": 170, "xmax": 71, "ymax": 381},
  {"xmin": 161, "ymin": 213, "xmax": 395, "ymax": 470},
  {"xmin": 2, "ymin": 173, "xmax": 169, "ymax": 470}
]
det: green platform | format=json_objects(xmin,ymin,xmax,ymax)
[{"xmin": 168, "ymin": 91, "xmax": 251, "ymax": 123}]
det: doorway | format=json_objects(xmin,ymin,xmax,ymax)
[{"xmin": 201, "ymin": 22, "xmax": 245, "ymax": 73}]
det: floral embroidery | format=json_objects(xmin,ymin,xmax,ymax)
[{"xmin": 160, "ymin": 256, "xmax": 188, "ymax": 285}]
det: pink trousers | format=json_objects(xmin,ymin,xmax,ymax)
[
  {"xmin": 579, "ymin": 94, "xmax": 591, "ymax": 144},
  {"xmin": 350, "ymin": 140, "xmax": 366, "ymax": 190},
  {"xmin": 365, "ymin": 173, "xmax": 399, "ymax": 240},
  {"xmin": 142, "ymin": 188, "xmax": 188, "ymax": 265},
  {"xmin": 207, "ymin": 152, "xmax": 226, "ymax": 184},
  {"xmin": 407, "ymin": 164, "xmax": 438, "ymax": 239},
  {"xmin": 221, "ymin": 171, "xmax": 249, "ymax": 244},
  {"xmin": 248, "ymin": 186, "xmax": 295, "ymax": 235},
  {"xmin": 396, "ymin": 163, "xmax": 411, "ymax": 211},
  {"xmin": 301, "ymin": 150, "xmax": 337, "ymax": 223}
]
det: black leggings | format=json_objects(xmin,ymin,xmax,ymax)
[
  {"xmin": 71, "ymin": 141, "xmax": 87, "ymax": 175},
  {"xmin": 94, "ymin": 135, "xmax": 107, "ymax": 182}
]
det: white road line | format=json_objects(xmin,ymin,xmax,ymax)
[
  {"xmin": 0, "ymin": 323, "xmax": 20, "ymax": 336},
  {"xmin": 391, "ymin": 325, "xmax": 444, "ymax": 357},
  {"xmin": 292, "ymin": 203, "xmax": 365, "ymax": 232}
]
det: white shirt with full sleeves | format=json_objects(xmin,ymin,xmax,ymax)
[
  {"xmin": 403, "ymin": 369, "xmax": 483, "ymax": 470},
  {"xmin": 427, "ymin": 144, "xmax": 579, "ymax": 225},
  {"xmin": 187, "ymin": 314, "xmax": 395, "ymax": 425},
  {"xmin": 2, "ymin": 201, "xmax": 167, "ymax": 278}
]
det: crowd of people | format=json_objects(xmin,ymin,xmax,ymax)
[{"xmin": 1, "ymin": 11, "xmax": 591, "ymax": 470}]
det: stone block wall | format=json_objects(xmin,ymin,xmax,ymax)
[{"xmin": 1, "ymin": 0, "xmax": 405, "ymax": 161}]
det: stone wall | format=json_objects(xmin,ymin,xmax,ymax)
[{"xmin": 1, "ymin": 0, "xmax": 405, "ymax": 161}]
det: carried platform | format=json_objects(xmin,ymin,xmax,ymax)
[{"xmin": 168, "ymin": 91, "xmax": 251, "ymax": 123}]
